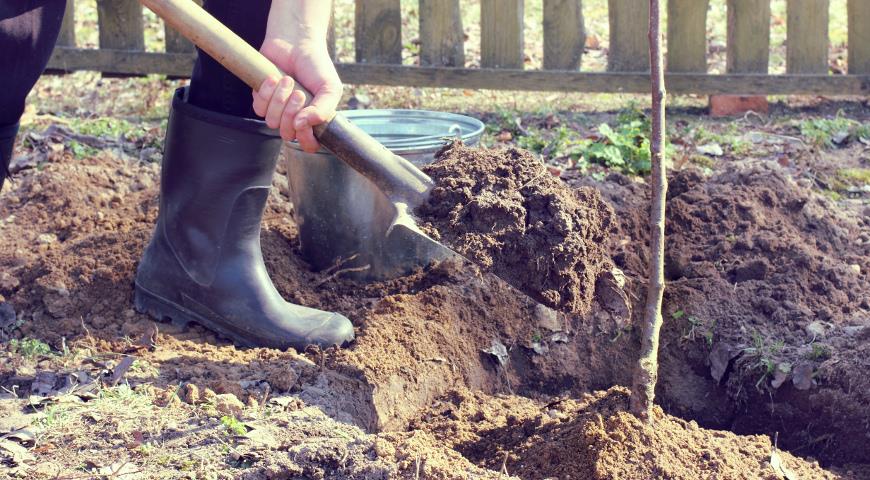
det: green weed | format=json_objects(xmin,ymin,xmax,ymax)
[
  {"xmin": 837, "ymin": 168, "xmax": 870, "ymax": 185},
  {"xmin": 798, "ymin": 115, "xmax": 863, "ymax": 149},
  {"xmin": 220, "ymin": 415, "xmax": 247, "ymax": 436},
  {"xmin": 67, "ymin": 140, "xmax": 98, "ymax": 159},
  {"xmin": 8, "ymin": 337, "xmax": 53, "ymax": 359},
  {"xmin": 744, "ymin": 331, "xmax": 787, "ymax": 389},
  {"xmin": 676, "ymin": 311, "xmax": 716, "ymax": 347},
  {"xmin": 808, "ymin": 343, "xmax": 831, "ymax": 361},
  {"xmin": 692, "ymin": 123, "xmax": 750, "ymax": 156},
  {"xmin": 70, "ymin": 117, "xmax": 140, "ymax": 138}
]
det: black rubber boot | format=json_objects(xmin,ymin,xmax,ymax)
[
  {"xmin": 134, "ymin": 88, "xmax": 354, "ymax": 350},
  {"xmin": 0, "ymin": 122, "xmax": 19, "ymax": 193}
]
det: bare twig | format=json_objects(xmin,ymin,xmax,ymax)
[
  {"xmin": 500, "ymin": 451, "xmax": 509, "ymax": 476},
  {"xmin": 314, "ymin": 264, "xmax": 371, "ymax": 287},
  {"xmin": 321, "ymin": 253, "xmax": 361, "ymax": 276},
  {"xmin": 630, "ymin": 0, "xmax": 668, "ymax": 421}
]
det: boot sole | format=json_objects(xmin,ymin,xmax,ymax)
[{"xmin": 133, "ymin": 282, "xmax": 257, "ymax": 348}]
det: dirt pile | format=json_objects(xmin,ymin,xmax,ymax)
[
  {"xmin": 577, "ymin": 165, "xmax": 870, "ymax": 465},
  {"xmin": 0, "ymin": 145, "xmax": 621, "ymax": 438},
  {"xmin": 415, "ymin": 386, "xmax": 836, "ymax": 480},
  {"xmin": 417, "ymin": 142, "xmax": 617, "ymax": 314}
]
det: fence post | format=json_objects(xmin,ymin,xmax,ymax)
[
  {"xmin": 848, "ymin": 0, "xmax": 870, "ymax": 74},
  {"xmin": 667, "ymin": 0, "xmax": 708, "ymax": 72},
  {"xmin": 57, "ymin": 0, "xmax": 76, "ymax": 47},
  {"xmin": 355, "ymin": 0, "xmax": 402, "ymax": 64},
  {"xmin": 164, "ymin": 0, "xmax": 201, "ymax": 54},
  {"xmin": 543, "ymin": 0, "xmax": 585, "ymax": 71},
  {"xmin": 787, "ymin": 0, "xmax": 829, "ymax": 74},
  {"xmin": 481, "ymin": 0, "xmax": 524, "ymax": 69},
  {"xmin": 608, "ymin": 0, "xmax": 650, "ymax": 71},
  {"xmin": 96, "ymin": 0, "xmax": 145, "ymax": 51},
  {"xmin": 726, "ymin": 0, "xmax": 770, "ymax": 73},
  {"xmin": 419, "ymin": 0, "xmax": 465, "ymax": 67},
  {"xmin": 328, "ymin": 5, "xmax": 336, "ymax": 60}
]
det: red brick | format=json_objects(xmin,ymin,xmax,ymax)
[{"xmin": 708, "ymin": 95, "xmax": 769, "ymax": 117}]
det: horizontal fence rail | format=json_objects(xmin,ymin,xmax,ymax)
[{"xmin": 46, "ymin": 0, "xmax": 870, "ymax": 95}]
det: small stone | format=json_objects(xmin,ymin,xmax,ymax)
[
  {"xmin": 534, "ymin": 304, "xmax": 561, "ymax": 332},
  {"xmin": 373, "ymin": 437, "xmax": 396, "ymax": 458},
  {"xmin": 213, "ymin": 393, "xmax": 245, "ymax": 417},
  {"xmin": 805, "ymin": 321, "xmax": 826, "ymax": 339},
  {"xmin": 0, "ymin": 272, "xmax": 19, "ymax": 290},
  {"xmin": 0, "ymin": 302, "xmax": 16, "ymax": 329},
  {"xmin": 266, "ymin": 366, "xmax": 299, "ymax": 392},
  {"xmin": 37, "ymin": 233, "xmax": 57, "ymax": 245},
  {"xmin": 180, "ymin": 383, "xmax": 200, "ymax": 405},
  {"xmin": 848, "ymin": 264, "xmax": 861, "ymax": 275}
]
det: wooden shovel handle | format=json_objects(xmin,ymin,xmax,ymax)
[
  {"xmin": 140, "ymin": 0, "xmax": 433, "ymax": 203},
  {"xmin": 140, "ymin": 0, "xmax": 318, "ymax": 115}
]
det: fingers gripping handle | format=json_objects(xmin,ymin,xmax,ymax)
[
  {"xmin": 140, "ymin": 0, "xmax": 434, "ymax": 202},
  {"xmin": 140, "ymin": 0, "xmax": 316, "ymax": 111}
]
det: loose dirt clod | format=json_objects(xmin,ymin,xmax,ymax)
[
  {"xmin": 417, "ymin": 386, "xmax": 837, "ymax": 480},
  {"xmin": 417, "ymin": 142, "xmax": 617, "ymax": 314}
]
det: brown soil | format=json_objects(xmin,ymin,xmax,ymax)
[
  {"xmin": 574, "ymin": 165, "xmax": 870, "ymax": 466},
  {"xmin": 415, "ymin": 386, "xmax": 836, "ymax": 480},
  {"xmin": 417, "ymin": 142, "xmax": 617, "ymax": 314},
  {"xmin": 1, "ymin": 140, "xmax": 866, "ymax": 478}
]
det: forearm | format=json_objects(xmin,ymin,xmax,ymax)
[{"xmin": 265, "ymin": 0, "xmax": 332, "ymax": 44}]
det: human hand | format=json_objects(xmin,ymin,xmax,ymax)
[{"xmin": 252, "ymin": 37, "xmax": 342, "ymax": 153}]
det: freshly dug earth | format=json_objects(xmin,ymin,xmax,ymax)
[
  {"xmin": 417, "ymin": 142, "xmax": 616, "ymax": 314},
  {"xmin": 416, "ymin": 386, "xmax": 837, "ymax": 480},
  {"xmin": 575, "ymin": 165, "xmax": 870, "ymax": 466},
  {"xmin": 0, "ymin": 138, "xmax": 864, "ymax": 478}
]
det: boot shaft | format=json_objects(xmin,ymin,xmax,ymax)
[
  {"xmin": 0, "ymin": 122, "xmax": 19, "ymax": 193},
  {"xmin": 159, "ymin": 88, "xmax": 282, "ymax": 286}
]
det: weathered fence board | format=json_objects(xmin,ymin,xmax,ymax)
[
  {"xmin": 96, "ymin": 0, "xmax": 144, "ymax": 51},
  {"xmin": 543, "ymin": 0, "xmax": 585, "ymax": 71},
  {"xmin": 419, "ymin": 0, "xmax": 464, "ymax": 67},
  {"xmin": 45, "ymin": 0, "xmax": 870, "ymax": 96},
  {"xmin": 849, "ymin": 0, "xmax": 870, "ymax": 74},
  {"xmin": 608, "ymin": 0, "xmax": 649, "ymax": 72},
  {"xmin": 164, "ymin": 0, "xmax": 200, "ymax": 54},
  {"xmin": 45, "ymin": 48, "xmax": 870, "ymax": 96},
  {"xmin": 328, "ymin": 9, "xmax": 336, "ymax": 60},
  {"xmin": 667, "ymin": 0, "xmax": 708, "ymax": 72},
  {"xmin": 727, "ymin": 0, "xmax": 771, "ymax": 73},
  {"xmin": 57, "ymin": 0, "xmax": 76, "ymax": 47},
  {"xmin": 787, "ymin": 0, "xmax": 829, "ymax": 74},
  {"xmin": 481, "ymin": 0, "xmax": 524, "ymax": 69},
  {"xmin": 355, "ymin": 0, "xmax": 402, "ymax": 64}
]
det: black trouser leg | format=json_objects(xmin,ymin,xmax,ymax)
[
  {"xmin": 188, "ymin": 0, "xmax": 272, "ymax": 118},
  {"xmin": 0, "ymin": 0, "xmax": 65, "ymax": 190},
  {"xmin": 0, "ymin": 0, "xmax": 66, "ymax": 126}
]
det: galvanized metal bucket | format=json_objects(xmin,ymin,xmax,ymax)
[{"xmin": 283, "ymin": 109, "xmax": 485, "ymax": 280}]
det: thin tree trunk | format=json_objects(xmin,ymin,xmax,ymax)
[{"xmin": 630, "ymin": 0, "xmax": 667, "ymax": 421}]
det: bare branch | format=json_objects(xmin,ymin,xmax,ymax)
[{"xmin": 630, "ymin": 0, "xmax": 668, "ymax": 421}]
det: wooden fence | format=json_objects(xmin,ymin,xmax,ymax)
[{"xmin": 46, "ymin": 0, "xmax": 870, "ymax": 95}]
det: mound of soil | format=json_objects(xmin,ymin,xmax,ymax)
[
  {"xmin": 417, "ymin": 142, "xmax": 616, "ymax": 314},
  {"xmin": 416, "ymin": 386, "xmax": 835, "ymax": 480},
  {"xmin": 0, "ymin": 140, "xmax": 864, "ymax": 477},
  {"xmin": 579, "ymin": 165, "xmax": 870, "ymax": 465},
  {"xmin": 0, "ymin": 145, "xmax": 620, "ymax": 438}
]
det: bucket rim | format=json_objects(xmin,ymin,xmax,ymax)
[{"xmin": 284, "ymin": 108, "xmax": 485, "ymax": 154}]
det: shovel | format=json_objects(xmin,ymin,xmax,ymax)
[{"xmin": 141, "ymin": 0, "xmax": 545, "ymax": 306}]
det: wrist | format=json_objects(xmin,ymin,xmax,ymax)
[{"xmin": 266, "ymin": 0, "xmax": 331, "ymax": 46}]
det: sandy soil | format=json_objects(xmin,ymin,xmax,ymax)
[{"xmin": 1, "ymin": 134, "xmax": 867, "ymax": 478}]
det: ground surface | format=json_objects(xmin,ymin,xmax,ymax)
[{"xmin": 2, "ymin": 85, "xmax": 869, "ymax": 478}]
